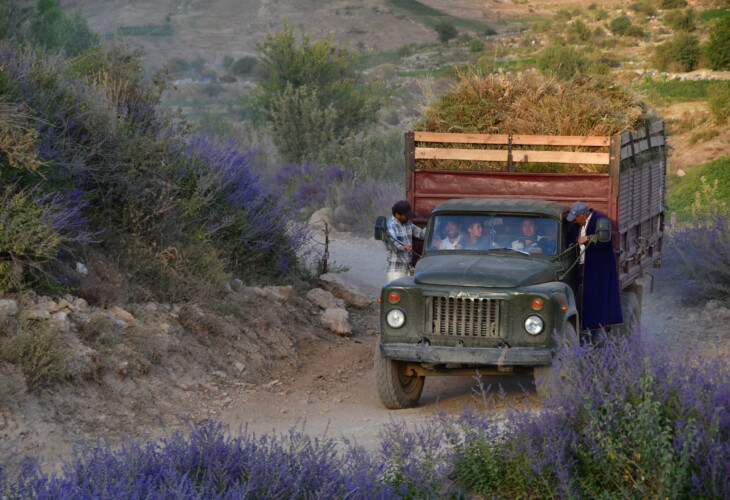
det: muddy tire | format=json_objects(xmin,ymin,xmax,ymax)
[
  {"xmin": 616, "ymin": 291, "xmax": 640, "ymax": 337},
  {"xmin": 375, "ymin": 344, "xmax": 424, "ymax": 409},
  {"xmin": 534, "ymin": 322, "xmax": 577, "ymax": 400}
]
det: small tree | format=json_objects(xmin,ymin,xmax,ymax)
[
  {"xmin": 664, "ymin": 8, "xmax": 696, "ymax": 32},
  {"xmin": 671, "ymin": 32, "xmax": 701, "ymax": 72},
  {"xmin": 434, "ymin": 21, "xmax": 458, "ymax": 43},
  {"xmin": 609, "ymin": 15, "xmax": 632, "ymax": 36},
  {"xmin": 248, "ymin": 21, "xmax": 386, "ymax": 163},
  {"xmin": 705, "ymin": 17, "xmax": 730, "ymax": 71},
  {"xmin": 707, "ymin": 83, "xmax": 730, "ymax": 125},
  {"xmin": 537, "ymin": 45, "xmax": 592, "ymax": 80},
  {"xmin": 0, "ymin": 0, "xmax": 26, "ymax": 43}
]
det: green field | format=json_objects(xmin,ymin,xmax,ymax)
[
  {"xmin": 700, "ymin": 7, "xmax": 730, "ymax": 21},
  {"xmin": 636, "ymin": 79, "xmax": 730, "ymax": 101}
]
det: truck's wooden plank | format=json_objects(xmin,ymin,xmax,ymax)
[
  {"xmin": 415, "ymin": 147, "xmax": 610, "ymax": 165},
  {"xmin": 414, "ymin": 131, "xmax": 610, "ymax": 147}
]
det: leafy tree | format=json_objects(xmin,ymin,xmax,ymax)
[
  {"xmin": 624, "ymin": 25, "xmax": 646, "ymax": 38},
  {"xmin": 231, "ymin": 56, "xmax": 258, "ymax": 75},
  {"xmin": 468, "ymin": 38, "xmax": 484, "ymax": 53},
  {"xmin": 29, "ymin": 0, "xmax": 64, "ymax": 49},
  {"xmin": 671, "ymin": 32, "xmax": 701, "ymax": 71},
  {"xmin": 434, "ymin": 21, "xmax": 458, "ymax": 43},
  {"xmin": 705, "ymin": 17, "xmax": 730, "ymax": 71},
  {"xmin": 537, "ymin": 45, "xmax": 592, "ymax": 80},
  {"xmin": 609, "ymin": 15, "xmax": 632, "ymax": 36},
  {"xmin": 249, "ymin": 21, "xmax": 386, "ymax": 163},
  {"xmin": 629, "ymin": 0, "xmax": 655, "ymax": 17},
  {"xmin": 28, "ymin": 0, "xmax": 97, "ymax": 55},
  {"xmin": 0, "ymin": 0, "xmax": 26, "ymax": 43}
]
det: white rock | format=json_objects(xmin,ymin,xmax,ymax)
[
  {"xmin": 277, "ymin": 285, "xmax": 294, "ymax": 300},
  {"xmin": 0, "ymin": 299, "xmax": 18, "ymax": 317},
  {"xmin": 308, "ymin": 207, "xmax": 333, "ymax": 231},
  {"xmin": 263, "ymin": 286, "xmax": 286, "ymax": 303},
  {"xmin": 224, "ymin": 282, "xmax": 233, "ymax": 293},
  {"xmin": 235, "ymin": 362, "xmax": 247, "ymax": 372},
  {"xmin": 145, "ymin": 302, "xmax": 158, "ymax": 312},
  {"xmin": 72, "ymin": 297, "xmax": 89, "ymax": 311},
  {"xmin": 24, "ymin": 307, "xmax": 51, "ymax": 321},
  {"xmin": 320, "ymin": 308, "xmax": 351, "ymax": 337},
  {"xmin": 306, "ymin": 288, "xmax": 345, "ymax": 310},
  {"xmin": 319, "ymin": 273, "xmax": 372, "ymax": 307},
  {"xmin": 76, "ymin": 262, "xmax": 88, "ymax": 275},
  {"xmin": 49, "ymin": 311, "xmax": 70, "ymax": 333},
  {"xmin": 57, "ymin": 298, "xmax": 76, "ymax": 312},
  {"xmin": 35, "ymin": 300, "xmax": 59, "ymax": 314},
  {"xmin": 110, "ymin": 306, "xmax": 136, "ymax": 327}
]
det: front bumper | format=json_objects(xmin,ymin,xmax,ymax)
[{"xmin": 380, "ymin": 343, "xmax": 553, "ymax": 367}]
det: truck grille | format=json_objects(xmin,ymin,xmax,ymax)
[{"xmin": 430, "ymin": 297, "xmax": 503, "ymax": 338}]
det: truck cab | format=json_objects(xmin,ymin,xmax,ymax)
[{"xmin": 376, "ymin": 198, "xmax": 580, "ymax": 409}]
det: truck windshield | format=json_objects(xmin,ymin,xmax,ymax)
[{"xmin": 427, "ymin": 214, "xmax": 559, "ymax": 255}]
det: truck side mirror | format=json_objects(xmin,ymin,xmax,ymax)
[
  {"xmin": 595, "ymin": 217, "xmax": 611, "ymax": 243},
  {"xmin": 374, "ymin": 216, "xmax": 388, "ymax": 241}
]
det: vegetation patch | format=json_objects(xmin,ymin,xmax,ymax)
[
  {"xmin": 666, "ymin": 155, "xmax": 730, "ymax": 222},
  {"xmin": 1, "ymin": 323, "xmax": 70, "ymax": 391},
  {"xmin": 386, "ymin": 0, "xmax": 495, "ymax": 33},
  {"xmin": 700, "ymin": 7, "xmax": 730, "ymax": 21},
  {"xmin": 637, "ymin": 78, "xmax": 728, "ymax": 101}
]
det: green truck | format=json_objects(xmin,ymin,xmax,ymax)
[{"xmin": 375, "ymin": 124, "xmax": 666, "ymax": 408}]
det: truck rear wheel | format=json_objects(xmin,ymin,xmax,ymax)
[
  {"xmin": 534, "ymin": 322, "xmax": 576, "ymax": 400},
  {"xmin": 375, "ymin": 345, "xmax": 424, "ymax": 409},
  {"xmin": 617, "ymin": 291, "xmax": 640, "ymax": 337}
]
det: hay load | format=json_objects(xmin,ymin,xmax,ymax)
[{"xmin": 415, "ymin": 70, "xmax": 655, "ymax": 173}]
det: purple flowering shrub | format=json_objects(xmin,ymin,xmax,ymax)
[
  {"xmin": 452, "ymin": 333, "xmax": 730, "ymax": 498},
  {"xmin": 663, "ymin": 214, "xmax": 730, "ymax": 303},
  {"xmin": 0, "ymin": 41, "xmax": 307, "ymax": 296},
  {"xmin": 0, "ymin": 421, "xmax": 458, "ymax": 499}
]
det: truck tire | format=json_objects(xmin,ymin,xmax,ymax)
[
  {"xmin": 534, "ymin": 322, "xmax": 576, "ymax": 400},
  {"xmin": 375, "ymin": 344, "xmax": 424, "ymax": 409},
  {"xmin": 616, "ymin": 291, "xmax": 640, "ymax": 337}
]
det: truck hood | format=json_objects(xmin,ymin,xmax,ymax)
[{"xmin": 414, "ymin": 254, "xmax": 557, "ymax": 288}]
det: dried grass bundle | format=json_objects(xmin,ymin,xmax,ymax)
[{"xmin": 418, "ymin": 69, "xmax": 650, "ymax": 136}]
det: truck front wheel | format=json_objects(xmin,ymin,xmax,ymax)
[
  {"xmin": 375, "ymin": 345, "xmax": 424, "ymax": 409},
  {"xmin": 534, "ymin": 322, "xmax": 577, "ymax": 400}
]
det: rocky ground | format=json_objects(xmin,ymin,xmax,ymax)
[{"xmin": 1, "ymin": 230, "xmax": 729, "ymax": 470}]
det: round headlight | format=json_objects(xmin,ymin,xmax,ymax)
[
  {"xmin": 386, "ymin": 308, "xmax": 406, "ymax": 329},
  {"xmin": 524, "ymin": 315, "xmax": 544, "ymax": 335}
]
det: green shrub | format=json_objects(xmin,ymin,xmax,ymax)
[
  {"xmin": 705, "ymin": 17, "xmax": 730, "ymax": 70},
  {"xmin": 537, "ymin": 45, "xmax": 592, "ymax": 80},
  {"xmin": 468, "ymin": 38, "xmax": 484, "ymax": 53},
  {"xmin": 567, "ymin": 19, "xmax": 591, "ymax": 42},
  {"xmin": 652, "ymin": 32, "xmax": 701, "ymax": 72},
  {"xmin": 2, "ymin": 324, "xmax": 70, "ymax": 391},
  {"xmin": 629, "ymin": 0, "xmax": 655, "ymax": 17},
  {"xmin": 666, "ymin": 155, "xmax": 730, "ymax": 222},
  {"xmin": 434, "ymin": 21, "xmax": 458, "ymax": 43},
  {"xmin": 624, "ymin": 25, "xmax": 646, "ymax": 38},
  {"xmin": 609, "ymin": 15, "xmax": 632, "ymax": 35},
  {"xmin": 231, "ymin": 56, "xmax": 258, "ymax": 76},
  {"xmin": 707, "ymin": 82, "xmax": 730, "ymax": 125},
  {"xmin": 664, "ymin": 8, "xmax": 696, "ymax": 32},
  {"xmin": 660, "ymin": 0, "xmax": 687, "ymax": 8}
]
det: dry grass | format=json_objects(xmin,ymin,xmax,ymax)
[
  {"xmin": 418, "ymin": 69, "xmax": 650, "ymax": 136},
  {"xmin": 415, "ymin": 69, "xmax": 654, "ymax": 173}
]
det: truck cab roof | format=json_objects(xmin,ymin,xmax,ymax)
[{"xmin": 430, "ymin": 198, "xmax": 570, "ymax": 219}]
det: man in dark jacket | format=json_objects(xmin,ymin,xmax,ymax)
[{"xmin": 567, "ymin": 201, "xmax": 623, "ymax": 337}]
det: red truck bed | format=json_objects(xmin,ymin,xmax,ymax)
[{"xmin": 405, "ymin": 122, "xmax": 666, "ymax": 290}]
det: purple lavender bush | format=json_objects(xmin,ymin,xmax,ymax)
[
  {"xmin": 663, "ymin": 214, "xmax": 730, "ymax": 304},
  {"xmin": 452, "ymin": 332, "xmax": 730, "ymax": 498},
  {"xmin": 0, "ymin": 421, "xmax": 458, "ymax": 499},
  {"xmin": 330, "ymin": 179, "xmax": 404, "ymax": 236},
  {"xmin": 0, "ymin": 41, "xmax": 307, "ymax": 297}
]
